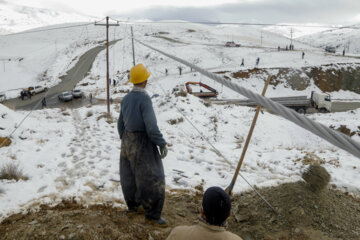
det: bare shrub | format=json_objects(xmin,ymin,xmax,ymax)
[
  {"xmin": 336, "ymin": 125, "xmax": 356, "ymax": 137},
  {"xmin": 60, "ymin": 107, "xmax": 70, "ymax": 116},
  {"xmin": 168, "ymin": 117, "xmax": 184, "ymax": 125},
  {"xmin": 174, "ymin": 89, "xmax": 187, "ymax": 97},
  {"xmin": 97, "ymin": 112, "xmax": 110, "ymax": 121},
  {"xmin": 87, "ymin": 111, "xmax": 93, "ymax": 118},
  {"xmin": 0, "ymin": 163, "xmax": 29, "ymax": 181},
  {"xmin": 302, "ymin": 164, "xmax": 331, "ymax": 192},
  {"xmin": 203, "ymin": 101, "xmax": 212, "ymax": 107}
]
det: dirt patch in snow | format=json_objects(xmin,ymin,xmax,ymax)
[
  {"xmin": 229, "ymin": 64, "xmax": 360, "ymax": 93},
  {"xmin": 1, "ymin": 183, "xmax": 360, "ymax": 240}
]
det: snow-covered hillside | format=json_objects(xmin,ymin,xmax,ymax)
[
  {"xmin": 264, "ymin": 23, "xmax": 331, "ymax": 38},
  {"xmin": 1, "ymin": 20, "xmax": 360, "ymax": 221},
  {"xmin": 299, "ymin": 24, "xmax": 360, "ymax": 54},
  {"xmin": 0, "ymin": 1, "xmax": 94, "ymax": 34},
  {"xmin": 2, "ymin": 21, "xmax": 360, "ymax": 97}
]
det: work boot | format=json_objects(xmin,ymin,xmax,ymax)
[
  {"xmin": 126, "ymin": 206, "xmax": 145, "ymax": 217},
  {"xmin": 145, "ymin": 217, "xmax": 168, "ymax": 228}
]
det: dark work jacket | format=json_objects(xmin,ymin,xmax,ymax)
[{"xmin": 118, "ymin": 87, "xmax": 166, "ymax": 148}]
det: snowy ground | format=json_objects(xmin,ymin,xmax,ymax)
[{"xmin": 1, "ymin": 21, "xmax": 360, "ymax": 221}]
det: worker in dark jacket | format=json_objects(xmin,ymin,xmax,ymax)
[{"xmin": 118, "ymin": 63, "xmax": 168, "ymax": 227}]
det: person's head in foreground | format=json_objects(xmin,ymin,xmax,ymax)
[
  {"xmin": 166, "ymin": 186, "xmax": 243, "ymax": 240},
  {"xmin": 201, "ymin": 186, "xmax": 231, "ymax": 226}
]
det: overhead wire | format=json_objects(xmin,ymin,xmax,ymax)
[
  {"xmin": 1, "ymin": 22, "xmax": 95, "ymax": 37},
  {"xmin": 135, "ymin": 38, "xmax": 360, "ymax": 160},
  {"xmin": 112, "ymin": 19, "xmax": 360, "ymax": 30},
  {"xmin": 148, "ymin": 65, "xmax": 276, "ymax": 212}
]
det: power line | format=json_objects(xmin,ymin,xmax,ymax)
[
  {"xmin": 149, "ymin": 68, "xmax": 276, "ymax": 212},
  {"xmin": 1, "ymin": 23, "xmax": 95, "ymax": 37},
  {"xmin": 113, "ymin": 19, "xmax": 360, "ymax": 30}
]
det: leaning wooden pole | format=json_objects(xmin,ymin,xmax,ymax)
[{"xmin": 225, "ymin": 75, "xmax": 272, "ymax": 195}]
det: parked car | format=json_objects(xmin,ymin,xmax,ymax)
[
  {"xmin": 225, "ymin": 41, "xmax": 241, "ymax": 47},
  {"xmin": 72, "ymin": 89, "xmax": 83, "ymax": 98},
  {"xmin": 0, "ymin": 93, "xmax": 6, "ymax": 103},
  {"xmin": 325, "ymin": 46, "xmax": 336, "ymax": 53},
  {"xmin": 58, "ymin": 91, "xmax": 73, "ymax": 102},
  {"xmin": 30, "ymin": 85, "xmax": 47, "ymax": 95}
]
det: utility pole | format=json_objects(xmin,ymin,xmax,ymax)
[
  {"xmin": 131, "ymin": 26, "xmax": 135, "ymax": 66},
  {"xmin": 290, "ymin": 28, "xmax": 294, "ymax": 46},
  {"xmin": 95, "ymin": 16, "xmax": 119, "ymax": 114},
  {"xmin": 260, "ymin": 31, "xmax": 263, "ymax": 46}
]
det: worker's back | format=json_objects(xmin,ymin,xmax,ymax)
[
  {"xmin": 121, "ymin": 89, "xmax": 148, "ymax": 132},
  {"xmin": 166, "ymin": 222, "xmax": 243, "ymax": 240},
  {"xmin": 118, "ymin": 87, "xmax": 166, "ymax": 148}
]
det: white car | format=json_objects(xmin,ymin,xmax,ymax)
[
  {"xmin": 72, "ymin": 89, "xmax": 83, "ymax": 98},
  {"xmin": 58, "ymin": 91, "xmax": 73, "ymax": 102},
  {"xmin": 30, "ymin": 86, "xmax": 47, "ymax": 95}
]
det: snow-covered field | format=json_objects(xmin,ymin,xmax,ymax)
[{"xmin": 1, "ymin": 21, "xmax": 360, "ymax": 221}]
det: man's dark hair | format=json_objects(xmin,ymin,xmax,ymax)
[
  {"xmin": 202, "ymin": 186, "xmax": 231, "ymax": 226},
  {"xmin": 134, "ymin": 80, "xmax": 147, "ymax": 86}
]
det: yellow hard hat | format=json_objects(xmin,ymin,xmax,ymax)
[{"xmin": 129, "ymin": 64, "xmax": 151, "ymax": 84}]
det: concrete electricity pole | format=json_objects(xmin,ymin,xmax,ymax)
[
  {"xmin": 95, "ymin": 16, "xmax": 119, "ymax": 114},
  {"xmin": 290, "ymin": 28, "xmax": 294, "ymax": 46}
]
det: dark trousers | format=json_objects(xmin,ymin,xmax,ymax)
[{"xmin": 120, "ymin": 130, "xmax": 165, "ymax": 220}]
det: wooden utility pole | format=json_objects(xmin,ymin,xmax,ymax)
[
  {"xmin": 131, "ymin": 26, "xmax": 135, "ymax": 66},
  {"xmin": 95, "ymin": 16, "xmax": 119, "ymax": 114},
  {"xmin": 225, "ymin": 75, "xmax": 272, "ymax": 195}
]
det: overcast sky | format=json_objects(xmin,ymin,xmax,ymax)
[{"xmin": 8, "ymin": 0, "xmax": 360, "ymax": 25}]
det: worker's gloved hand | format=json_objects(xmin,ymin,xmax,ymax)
[{"xmin": 160, "ymin": 146, "xmax": 168, "ymax": 159}]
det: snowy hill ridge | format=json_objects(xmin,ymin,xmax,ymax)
[
  {"xmin": 0, "ymin": 1, "xmax": 95, "ymax": 34},
  {"xmin": 299, "ymin": 24, "xmax": 360, "ymax": 54}
]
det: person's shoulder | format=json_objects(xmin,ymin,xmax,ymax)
[
  {"xmin": 223, "ymin": 230, "xmax": 243, "ymax": 240},
  {"xmin": 168, "ymin": 225, "xmax": 194, "ymax": 236},
  {"xmin": 171, "ymin": 225, "xmax": 193, "ymax": 232}
]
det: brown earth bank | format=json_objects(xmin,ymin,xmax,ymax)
[
  {"xmin": 220, "ymin": 63, "xmax": 360, "ymax": 93},
  {"xmin": 1, "ymin": 182, "xmax": 360, "ymax": 240}
]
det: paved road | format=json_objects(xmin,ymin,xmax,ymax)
[{"xmin": 4, "ymin": 40, "xmax": 120, "ymax": 110}]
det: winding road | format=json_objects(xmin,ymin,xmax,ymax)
[{"xmin": 4, "ymin": 40, "xmax": 120, "ymax": 110}]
